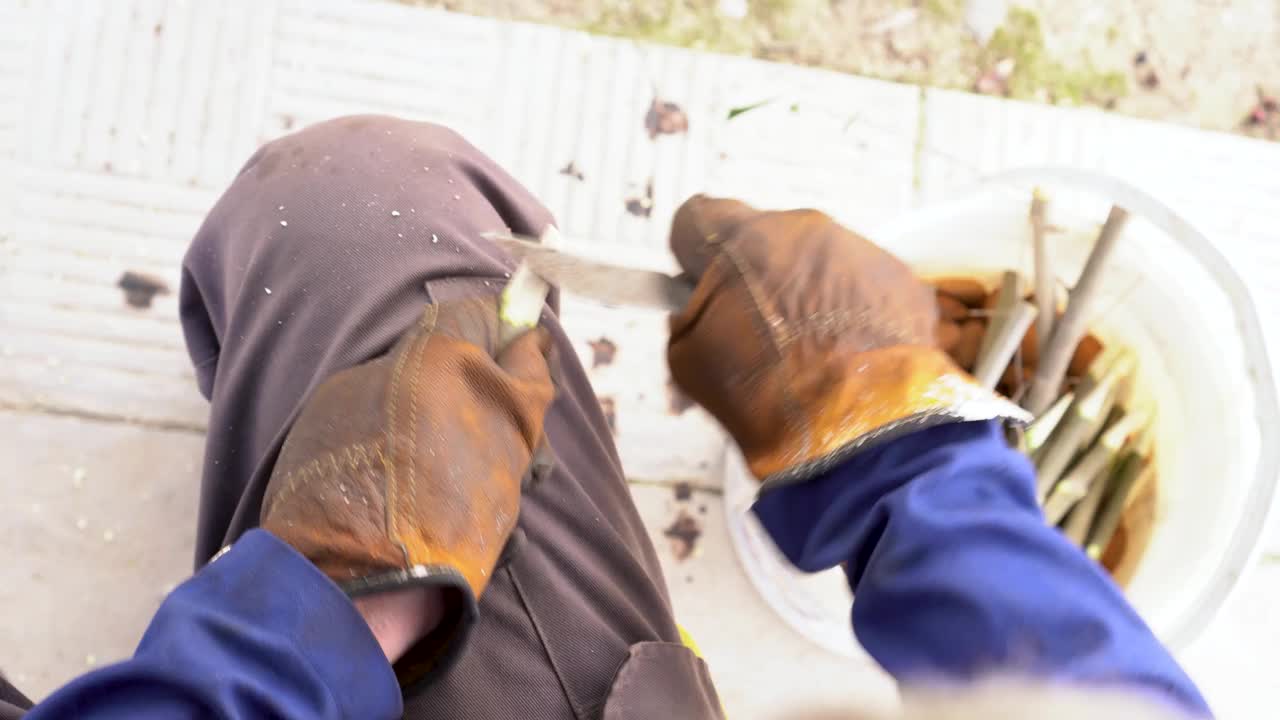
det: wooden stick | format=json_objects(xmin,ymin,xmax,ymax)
[
  {"xmin": 1062, "ymin": 460, "xmax": 1111, "ymax": 544},
  {"xmin": 974, "ymin": 301, "xmax": 1037, "ymax": 390},
  {"xmin": 1034, "ymin": 351, "xmax": 1134, "ymax": 501},
  {"xmin": 977, "ymin": 271, "xmax": 1022, "ymax": 363},
  {"xmin": 1024, "ymin": 205, "xmax": 1131, "ymax": 415},
  {"xmin": 1025, "ymin": 391, "xmax": 1074, "ymax": 455},
  {"xmin": 1030, "ymin": 189, "xmax": 1055, "ymax": 360},
  {"xmin": 1086, "ymin": 450, "xmax": 1152, "ymax": 560},
  {"xmin": 1043, "ymin": 408, "xmax": 1149, "ymax": 525},
  {"xmin": 498, "ymin": 261, "xmax": 551, "ymax": 349}
]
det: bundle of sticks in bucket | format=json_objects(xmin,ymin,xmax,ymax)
[{"xmin": 933, "ymin": 191, "xmax": 1154, "ymax": 563}]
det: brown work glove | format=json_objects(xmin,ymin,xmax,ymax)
[
  {"xmin": 667, "ymin": 195, "xmax": 1028, "ymax": 491},
  {"xmin": 260, "ymin": 295, "xmax": 555, "ymax": 694}
]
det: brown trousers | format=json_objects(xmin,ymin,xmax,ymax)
[{"xmin": 176, "ymin": 116, "xmax": 722, "ymax": 719}]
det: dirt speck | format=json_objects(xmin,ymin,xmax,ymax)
[
  {"xmin": 117, "ymin": 271, "xmax": 170, "ymax": 309},
  {"xmin": 588, "ymin": 337, "xmax": 617, "ymax": 368},
  {"xmin": 644, "ymin": 98, "xmax": 688, "ymax": 139},
  {"xmin": 673, "ymin": 481, "xmax": 692, "ymax": 501},
  {"xmin": 599, "ymin": 397, "xmax": 617, "ymax": 435},
  {"xmin": 664, "ymin": 510, "xmax": 702, "ymax": 561},
  {"xmin": 559, "ymin": 161, "xmax": 585, "ymax": 181},
  {"xmin": 625, "ymin": 179, "xmax": 654, "ymax": 217}
]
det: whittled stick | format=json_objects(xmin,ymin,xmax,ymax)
[
  {"xmin": 1062, "ymin": 461, "xmax": 1110, "ymax": 544},
  {"xmin": 498, "ymin": 261, "xmax": 551, "ymax": 349},
  {"xmin": 1026, "ymin": 391, "xmax": 1074, "ymax": 455},
  {"xmin": 1086, "ymin": 450, "xmax": 1152, "ymax": 560},
  {"xmin": 1043, "ymin": 408, "xmax": 1149, "ymax": 525},
  {"xmin": 1030, "ymin": 189, "xmax": 1055, "ymax": 360},
  {"xmin": 1024, "ymin": 205, "xmax": 1131, "ymax": 415},
  {"xmin": 1034, "ymin": 351, "xmax": 1134, "ymax": 501},
  {"xmin": 974, "ymin": 301, "xmax": 1038, "ymax": 390}
]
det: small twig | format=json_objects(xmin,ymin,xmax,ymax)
[
  {"xmin": 974, "ymin": 301, "xmax": 1037, "ymax": 390},
  {"xmin": 1030, "ymin": 189, "xmax": 1055, "ymax": 360},
  {"xmin": 1086, "ymin": 449, "xmax": 1153, "ymax": 560},
  {"xmin": 977, "ymin": 271, "xmax": 1022, "ymax": 363},
  {"xmin": 1035, "ymin": 351, "xmax": 1135, "ymax": 501},
  {"xmin": 1025, "ymin": 205, "xmax": 1131, "ymax": 415}
]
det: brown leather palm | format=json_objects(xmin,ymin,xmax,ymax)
[
  {"xmin": 667, "ymin": 195, "xmax": 1028, "ymax": 490},
  {"xmin": 260, "ymin": 295, "xmax": 554, "ymax": 692}
]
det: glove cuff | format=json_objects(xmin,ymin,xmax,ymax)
[
  {"xmin": 747, "ymin": 346, "xmax": 1031, "ymax": 492},
  {"xmin": 342, "ymin": 566, "xmax": 477, "ymax": 697}
]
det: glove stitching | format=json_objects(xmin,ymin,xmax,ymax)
[
  {"xmin": 718, "ymin": 239, "xmax": 813, "ymax": 449},
  {"xmin": 386, "ymin": 305, "xmax": 440, "ymax": 566},
  {"xmin": 269, "ymin": 440, "xmax": 381, "ymax": 510}
]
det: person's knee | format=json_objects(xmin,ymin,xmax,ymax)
[{"xmin": 242, "ymin": 115, "xmax": 469, "ymax": 180}]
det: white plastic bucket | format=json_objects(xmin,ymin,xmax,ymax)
[{"xmin": 723, "ymin": 167, "xmax": 1280, "ymax": 660}]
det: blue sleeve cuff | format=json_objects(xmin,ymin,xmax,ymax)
[
  {"xmin": 28, "ymin": 529, "xmax": 402, "ymax": 720},
  {"xmin": 752, "ymin": 420, "xmax": 1210, "ymax": 717}
]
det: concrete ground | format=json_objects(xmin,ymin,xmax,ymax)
[{"xmin": 2, "ymin": 0, "xmax": 1280, "ymax": 717}]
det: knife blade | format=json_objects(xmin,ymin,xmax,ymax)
[{"xmin": 485, "ymin": 231, "xmax": 694, "ymax": 311}]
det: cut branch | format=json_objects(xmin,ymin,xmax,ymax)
[
  {"xmin": 977, "ymin": 271, "xmax": 1022, "ymax": 364},
  {"xmin": 1086, "ymin": 449, "xmax": 1152, "ymax": 560},
  {"xmin": 1030, "ymin": 189, "xmax": 1055, "ymax": 360},
  {"xmin": 1044, "ymin": 408, "xmax": 1149, "ymax": 525},
  {"xmin": 1025, "ymin": 391, "xmax": 1074, "ymax": 455},
  {"xmin": 974, "ymin": 301, "xmax": 1037, "ymax": 390},
  {"xmin": 1024, "ymin": 205, "xmax": 1131, "ymax": 415},
  {"xmin": 1034, "ymin": 351, "xmax": 1134, "ymax": 501}
]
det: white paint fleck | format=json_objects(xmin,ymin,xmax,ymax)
[
  {"xmin": 72, "ymin": 467, "xmax": 86, "ymax": 488},
  {"xmin": 454, "ymin": 194, "xmax": 461, "ymax": 200},
  {"xmin": 75, "ymin": 517, "xmax": 88, "ymax": 531},
  {"xmin": 422, "ymin": 166, "xmax": 429, "ymax": 172},
  {"xmin": 277, "ymin": 205, "xmax": 285, "ymax": 211},
  {"xmin": 103, "ymin": 529, "xmax": 115, "ymax": 543},
  {"xmin": 85, "ymin": 654, "xmax": 97, "ymax": 667},
  {"xmin": 397, "ymin": 233, "xmax": 403, "ymax": 238},
  {"xmin": 264, "ymin": 287, "xmax": 272, "ymax": 295},
  {"xmin": 391, "ymin": 210, "xmax": 401, "ymax": 217},
  {"xmin": 431, "ymin": 234, "xmax": 439, "ymax": 244},
  {"xmin": 279, "ymin": 220, "xmax": 288, "ymax": 227}
]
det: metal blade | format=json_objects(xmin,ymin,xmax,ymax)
[{"xmin": 486, "ymin": 232, "xmax": 693, "ymax": 311}]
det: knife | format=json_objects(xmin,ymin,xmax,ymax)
[{"xmin": 485, "ymin": 231, "xmax": 694, "ymax": 311}]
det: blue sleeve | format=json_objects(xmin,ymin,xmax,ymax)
[
  {"xmin": 25, "ymin": 529, "xmax": 402, "ymax": 720},
  {"xmin": 752, "ymin": 420, "xmax": 1209, "ymax": 717}
]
